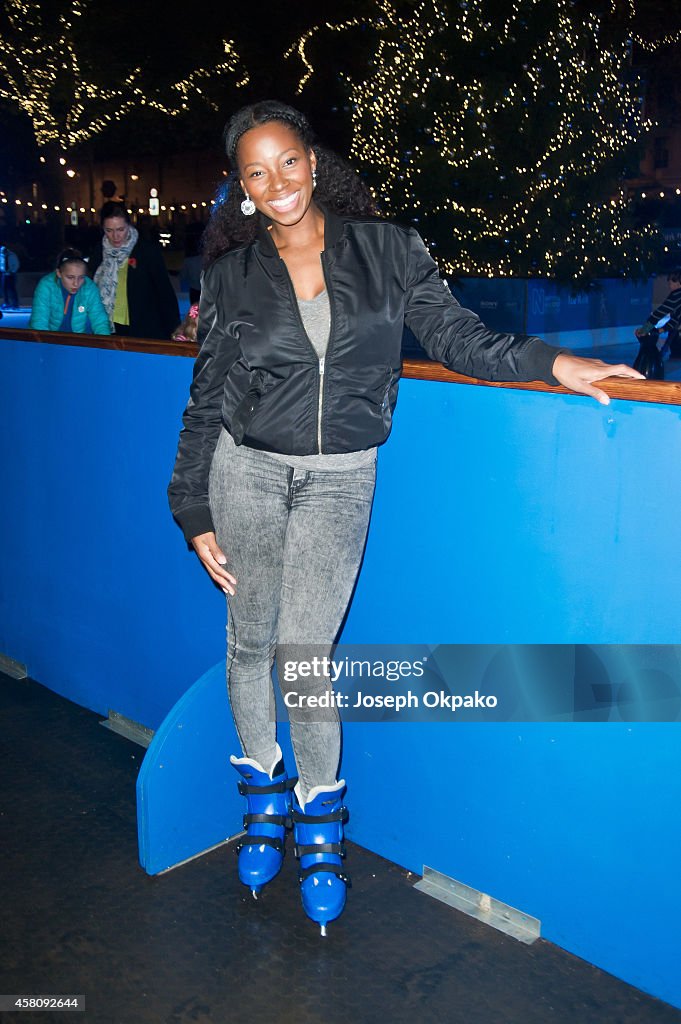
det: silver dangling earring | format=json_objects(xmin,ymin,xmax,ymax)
[
  {"xmin": 312, "ymin": 169, "xmax": 317, "ymax": 190},
  {"xmin": 241, "ymin": 192, "xmax": 256, "ymax": 216}
]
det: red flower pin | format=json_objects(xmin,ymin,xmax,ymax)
[{"xmin": 128, "ymin": 257, "xmax": 137, "ymax": 269}]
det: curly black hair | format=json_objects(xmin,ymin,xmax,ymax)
[{"xmin": 201, "ymin": 100, "xmax": 378, "ymax": 267}]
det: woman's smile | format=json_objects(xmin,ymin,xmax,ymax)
[{"xmin": 268, "ymin": 191, "xmax": 301, "ymax": 213}]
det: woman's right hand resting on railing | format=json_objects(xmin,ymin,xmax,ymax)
[{"xmin": 190, "ymin": 532, "xmax": 237, "ymax": 595}]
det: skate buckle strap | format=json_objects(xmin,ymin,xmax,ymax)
[
  {"xmin": 291, "ymin": 805, "xmax": 348, "ymax": 826},
  {"xmin": 236, "ymin": 834, "xmax": 284, "ymax": 855},
  {"xmin": 294, "ymin": 842, "xmax": 346, "ymax": 858},
  {"xmin": 243, "ymin": 812, "xmax": 291, "ymax": 829},
  {"xmin": 237, "ymin": 777, "xmax": 297, "ymax": 797},
  {"xmin": 298, "ymin": 862, "xmax": 351, "ymax": 886}
]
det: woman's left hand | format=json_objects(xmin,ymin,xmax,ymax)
[{"xmin": 552, "ymin": 353, "xmax": 645, "ymax": 406}]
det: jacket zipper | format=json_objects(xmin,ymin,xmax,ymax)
[
  {"xmin": 317, "ymin": 356, "xmax": 325, "ymax": 452},
  {"xmin": 319, "ymin": 252, "xmax": 336, "ymax": 454},
  {"xmin": 279, "ymin": 252, "xmax": 336, "ymax": 455}
]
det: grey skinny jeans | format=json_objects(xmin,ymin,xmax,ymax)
[{"xmin": 208, "ymin": 428, "xmax": 376, "ymax": 800}]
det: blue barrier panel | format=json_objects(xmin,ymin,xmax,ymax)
[
  {"xmin": 335, "ymin": 378, "xmax": 681, "ymax": 1008},
  {"xmin": 0, "ymin": 338, "xmax": 225, "ymax": 727},
  {"xmin": 340, "ymin": 719, "xmax": 681, "ymax": 1010},
  {"xmin": 341, "ymin": 378, "xmax": 681, "ymax": 644},
  {"xmin": 1, "ymin": 333, "xmax": 680, "ymax": 1008},
  {"xmin": 137, "ymin": 659, "xmax": 298, "ymax": 875},
  {"xmin": 137, "ymin": 661, "xmax": 238, "ymax": 875}
]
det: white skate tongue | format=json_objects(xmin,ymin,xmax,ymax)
[
  {"xmin": 295, "ymin": 778, "xmax": 345, "ymax": 809},
  {"xmin": 230, "ymin": 743, "xmax": 284, "ymax": 778}
]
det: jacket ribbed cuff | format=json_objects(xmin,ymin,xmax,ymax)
[
  {"xmin": 528, "ymin": 340, "xmax": 570, "ymax": 386},
  {"xmin": 175, "ymin": 504, "xmax": 215, "ymax": 544}
]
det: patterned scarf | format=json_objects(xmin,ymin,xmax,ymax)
[{"xmin": 94, "ymin": 225, "xmax": 139, "ymax": 324}]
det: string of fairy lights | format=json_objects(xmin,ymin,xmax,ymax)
[
  {"xmin": 610, "ymin": 0, "xmax": 681, "ymax": 53},
  {"xmin": 0, "ymin": 0, "xmax": 248, "ymax": 151},
  {"xmin": 288, "ymin": 0, "xmax": 676, "ymax": 279},
  {"xmin": 0, "ymin": 193, "xmax": 221, "ymax": 215}
]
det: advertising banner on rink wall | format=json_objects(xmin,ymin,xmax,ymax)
[
  {"xmin": 525, "ymin": 278, "xmax": 653, "ymax": 334},
  {"xmin": 274, "ymin": 644, "xmax": 681, "ymax": 723}
]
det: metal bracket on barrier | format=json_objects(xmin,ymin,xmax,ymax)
[
  {"xmin": 0, "ymin": 652, "xmax": 28, "ymax": 679},
  {"xmin": 100, "ymin": 709, "xmax": 155, "ymax": 748},
  {"xmin": 413, "ymin": 866, "xmax": 541, "ymax": 945}
]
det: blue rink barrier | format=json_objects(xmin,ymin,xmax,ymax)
[{"xmin": 1, "ymin": 329, "xmax": 680, "ymax": 1010}]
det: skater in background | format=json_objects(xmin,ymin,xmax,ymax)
[{"xmin": 636, "ymin": 267, "xmax": 681, "ymax": 357}]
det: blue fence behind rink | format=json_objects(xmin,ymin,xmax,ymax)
[{"xmin": 402, "ymin": 277, "xmax": 653, "ymax": 356}]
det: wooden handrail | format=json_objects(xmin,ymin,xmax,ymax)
[
  {"xmin": 401, "ymin": 357, "xmax": 681, "ymax": 406},
  {"xmin": 0, "ymin": 326, "xmax": 198, "ymax": 358},
  {"xmin": 2, "ymin": 325, "xmax": 679, "ymax": 407}
]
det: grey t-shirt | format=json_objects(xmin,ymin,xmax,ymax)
[{"xmin": 237, "ymin": 289, "xmax": 377, "ymax": 471}]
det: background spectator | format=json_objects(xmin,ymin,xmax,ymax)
[
  {"xmin": 181, "ymin": 224, "xmax": 203, "ymax": 305},
  {"xmin": 29, "ymin": 249, "xmax": 111, "ymax": 335},
  {"xmin": 90, "ymin": 202, "xmax": 179, "ymax": 339},
  {"xmin": 0, "ymin": 244, "xmax": 21, "ymax": 309},
  {"xmin": 171, "ymin": 302, "xmax": 200, "ymax": 343}
]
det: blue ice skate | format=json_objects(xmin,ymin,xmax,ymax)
[
  {"xmin": 292, "ymin": 780, "xmax": 350, "ymax": 936},
  {"xmin": 230, "ymin": 744, "xmax": 295, "ymax": 898}
]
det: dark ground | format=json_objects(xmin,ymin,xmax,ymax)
[{"xmin": 1, "ymin": 670, "xmax": 680, "ymax": 1024}]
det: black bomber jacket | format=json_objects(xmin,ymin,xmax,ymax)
[{"xmin": 168, "ymin": 208, "xmax": 564, "ymax": 541}]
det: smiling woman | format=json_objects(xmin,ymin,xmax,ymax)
[
  {"xmin": 168, "ymin": 99, "xmax": 643, "ymax": 939},
  {"xmin": 201, "ymin": 102, "xmax": 376, "ymax": 264}
]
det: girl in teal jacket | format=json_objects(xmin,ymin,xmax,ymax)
[{"xmin": 29, "ymin": 249, "xmax": 111, "ymax": 335}]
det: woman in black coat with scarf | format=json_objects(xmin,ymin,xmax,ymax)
[{"xmin": 90, "ymin": 202, "xmax": 179, "ymax": 340}]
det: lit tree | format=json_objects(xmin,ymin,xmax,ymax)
[
  {"xmin": 0, "ymin": 0, "xmax": 248, "ymax": 151},
  {"xmin": 289, "ymin": 0, "xmax": 662, "ymax": 282}
]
